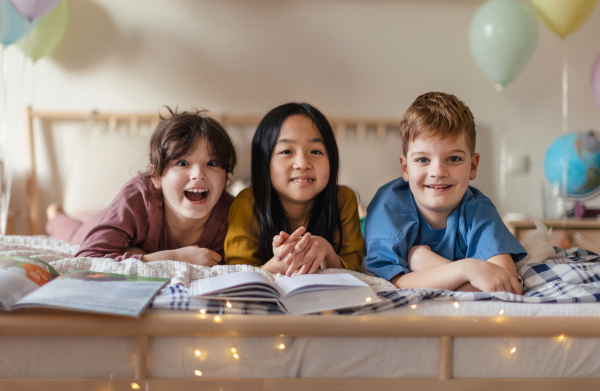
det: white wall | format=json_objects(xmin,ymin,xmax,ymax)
[{"xmin": 3, "ymin": 0, "xmax": 600, "ymax": 234}]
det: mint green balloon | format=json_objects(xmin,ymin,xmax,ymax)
[
  {"xmin": 16, "ymin": 0, "xmax": 68, "ymax": 62},
  {"xmin": 469, "ymin": 0, "xmax": 539, "ymax": 90}
]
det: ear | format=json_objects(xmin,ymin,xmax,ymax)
[
  {"xmin": 400, "ymin": 155, "xmax": 409, "ymax": 182},
  {"xmin": 151, "ymin": 175, "xmax": 162, "ymax": 190},
  {"xmin": 469, "ymin": 153, "xmax": 480, "ymax": 180}
]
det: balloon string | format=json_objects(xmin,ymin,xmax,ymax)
[
  {"xmin": 499, "ymin": 90, "xmax": 507, "ymax": 212},
  {"xmin": 561, "ymin": 39, "xmax": 568, "ymax": 225}
]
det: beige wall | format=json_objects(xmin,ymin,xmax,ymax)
[{"xmin": 3, "ymin": 0, "xmax": 600, "ymax": 234}]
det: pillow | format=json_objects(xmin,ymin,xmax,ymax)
[{"xmin": 62, "ymin": 126, "xmax": 151, "ymax": 221}]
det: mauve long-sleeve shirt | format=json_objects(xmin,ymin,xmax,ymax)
[{"xmin": 74, "ymin": 175, "xmax": 233, "ymax": 262}]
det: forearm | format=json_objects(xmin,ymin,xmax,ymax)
[
  {"xmin": 408, "ymin": 246, "xmax": 451, "ymax": 272},
  {"xmin": 141, "ymin": 249, "xmax": 175, "ymax": 263},
  {"xmin": 393, "ymin": 259, "xmax": 470, "ymax": 290}
]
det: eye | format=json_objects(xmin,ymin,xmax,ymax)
[
  {"xmin": 176, "ymin": 160, "xmax": 189, "ymax": 167},
  {"xmin": 415, "ymin": 157, "xmax": 429, "ymax": 163},
  {"xmin": 278, "ymin": 149, "xmax": 292, "ymax": 155},
  {"xmin": 207, "ymin": 160, "xmax": 219, "ymax": 167},
  {"xmin": 448, "ymin": 156, "xmax": 463, "ymax": 162},
  {"xmin": 311, "ymin": 149, "xmax": 324, "ymax": 155}
]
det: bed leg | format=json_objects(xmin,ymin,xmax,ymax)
[
  {"xmin": 135, "ymin": 334, "xmax": 148, "ymax": 380},
  {"xmin": 439, "ymin": 335, "xmax": 453, "ymax": 380}
]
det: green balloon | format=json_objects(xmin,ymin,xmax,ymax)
[
  {"xmin": 469, "ymin": 0, "xmax": 539, "ymax": 90},
  {"xmin": 16, "ymin": 1, "xmax": 68, "ymax": 62}
]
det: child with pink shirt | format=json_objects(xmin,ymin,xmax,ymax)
[{"xmin": 46, "ymin": 108, "xmax": 236, "ymax": 266}]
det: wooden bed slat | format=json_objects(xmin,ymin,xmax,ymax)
[{"xmin": 2, "ymin": 312, "xmax": 600, "ymax": 337}]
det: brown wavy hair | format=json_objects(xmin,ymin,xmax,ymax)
[
  {"xmin": 400, "ymin": 92, "xmax": 476, "ymax": 156},
  {"xmin": 145, "ymin": 107, "xmax": 237, "ymax": 178}
]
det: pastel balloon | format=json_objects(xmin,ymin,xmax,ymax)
[
  {"xmin": 16, "ymin": 0, "xmax": 67, "ymax": 61},
  {"xmin": 8, "ymin": 0, "xmax": 62, "ymax": 21},
  {"xmin": 532, "ymin": 0, "xmax": 598, "ymax": 39},
  {"xmin": 592, "ymin": 52, "xmax": 600, "ymax": 110},
  {"xmin": 0, "ymin": 0, "xmax": 31, "ymax": 45},
  {"xmin": 469, "ymin": 0, "xmax": 539, "ymax": 90}
]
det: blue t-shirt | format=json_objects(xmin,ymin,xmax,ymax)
[{"xmin": 364, "ymin": 178, "xmax": 527, "ymax": 281}]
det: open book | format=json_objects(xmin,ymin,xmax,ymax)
[
  {"xmin": 188, "ymin": 271, "xmax": 381, "ymax": 315},
  {"xmin": 0, "ymin": 256, "xmax": 169, "ymax": 318}
]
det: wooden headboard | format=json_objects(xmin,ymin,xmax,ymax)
[{"xmin": 24, "ymin": 106, "xmax": 401, "ymax": 234}]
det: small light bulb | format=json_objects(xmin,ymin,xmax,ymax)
[
  {"xmin": 365, "ymin": 297, "xmax": 372, "ymax": 302},
  {"xmin": 195, "ymin": 350, "xmax": 201, "ymax": 357},
  {"xmin": 214, "ymin": 316, "xmax": 222, "ymax": 323},
  {"xmin": 194, "ymin": 370, "xmax": 202, "ymax": 376},
  {"xmin": 558, "ymin": 334, "xmax": 565, "ymax": 341},
  {"xmin": 499, "ymin": 309, "xmax": 504, "ymax": 316},
  {"xmin": 510, "ymin": 347, "xmax": 516, "ymax": 354},
  {"xmin": 410, "ymin": 304, "xmax": 417, "ymax": 309},
  {"xmin": 199, "ymin": 309, "xmax": 206, "ymax": 314},
  {"xmin": 279, "ymin": 344, "xmax": 285, "ymax": 350},
  {"xmin": 226, "ymin": 301, "xmax": 232, "ymax": 308},
  {"xmin": 231, "ymin": 348, "xmax": 237, "ymax": 353},
  {"xmin": 453, "ymin": 301, "xmax": 460, "ymax": 308},
  {"xmin": 233, "ymin": 353, "xmax": 239, "ymax": 359},
  {"xmin": 131, "ymin": 383, "xmax": 140, "ymax": 390}
]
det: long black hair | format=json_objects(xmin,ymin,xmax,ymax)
[{"xmin": 251, "ymin": 102, "xmax": 342, "ymax": 263}]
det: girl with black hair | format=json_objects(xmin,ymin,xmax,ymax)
[{"xmin": 224, "ymin": 103, "xmax": 363, "ymax": 276}]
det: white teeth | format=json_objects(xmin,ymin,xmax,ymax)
[
  {"xmin": 292, "ymin": 179, "xmax": 313, "ymax": 182},
  {"xmin": 427, "ymin": 185, "xmax": 449, "ymax": 189},
  {"xmin": 185, "ymin": 189, "xmax": 208, "ymax": 193}
]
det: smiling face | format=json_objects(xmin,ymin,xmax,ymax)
[
  {"xmin": 400, "ymin": 133, "xmax": 480, "ymax": 229},
  {"xmin": 151, "ymin": 138, "xmax": 226, "ymax": 226},
  {"xmin": 269, "ymin": 115, "xmax": 330, "ymax": 210}
]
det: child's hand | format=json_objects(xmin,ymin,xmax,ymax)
[
  {"xmin": 285, "ymin": 235, "xmax": 331, "ymax": 276},
  {"xmin": 272, "ymin": 227, "xmax": 308, "ymax": 262},
  {"xmin": 142, "ymin": 246, "xmax": 221, "ymax": 266},
  {"xmin": 462, "ymin": 258, "xmax": 522, "ymax": 294}
]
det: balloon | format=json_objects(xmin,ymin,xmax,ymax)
[
  {"xmin": 0, "ymin": 0, "xmax": 31, "ymax": 45},
  {"xmin": 469, "ymin": 0, "xmax": 539, "ymax": 90},
  {"xmin": 532, "ymin": 0, "xmax": 598, "ymax": 39},
  {"xmin": 592, "ymin": 52, "xmax": 600, "ymax": 110},
  {"xmin": 8, "ymin": 0, "xmax": 62, "ymax": 21},
  {"xmin": 16, "ymin": 0, "xmax": 67, "ymax": 61}
]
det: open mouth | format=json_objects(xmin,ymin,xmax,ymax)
[{"xmin": 185, "ymin": 189, "xmax": 209, "ymax": 202}]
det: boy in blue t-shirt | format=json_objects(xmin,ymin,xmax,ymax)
[{"xmin": 364, "ymin": 92, "xmax": 526, "ymax": 294}]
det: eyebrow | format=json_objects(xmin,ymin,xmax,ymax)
[
  {"xmin": 277, "ymin": 138, "xmax": 324, "ymax": 144},
  {"xmin": 409, "ymin": 149, "xmax": 467, "ymax": 157}
]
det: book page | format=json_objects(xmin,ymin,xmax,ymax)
[
  {"xmin": 273, "ymin": 273, "xmax": 367, "ymax": 297},
  {"xmin": 189, "ymin": 271, "xmax": 280, "ymax": 298},
  {"xmin": 0, "ymin": 256, "xmax": 59, "ymax": 310},
  {"xmin": 280, "ymin": 286, "xmax": 381, "ymax": 315},
  {"xmin": 13, "ymin": 271, "xmax": 168, "ymax": 318}
]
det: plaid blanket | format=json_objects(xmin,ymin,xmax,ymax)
[{"xmin": 151, "ymin": 247, "xmax": 600, "ymax": 315}]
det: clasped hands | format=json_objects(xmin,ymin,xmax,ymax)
[{"xmin": 272, "ymin": 226, "xmax": 330, "ymax": 276}]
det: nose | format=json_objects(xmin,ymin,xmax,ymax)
[
  {"xmin": 190, "ymin": 164, "xmax": 206, "ymax": 180},
  {"xmin": 429, "ymin": 159, "xmax": 448, "ymax": 178},
  {"xmin": 292, "ymin": 151, "xmax": 312, "ymax": 170}
]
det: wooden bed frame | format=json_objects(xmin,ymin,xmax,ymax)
[
  {"xmin": 16, "ymin": 107, "xmax": 600, "ymax": 389},
  {"xmin": 2, "ymin": 311, "xmax": 600, "ymax": 390},
  {"xmin": 22, "ymin": 107, "xmax": 401, "ymax": 235}
]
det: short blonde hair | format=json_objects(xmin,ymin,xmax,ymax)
[{"xmin": 400, "ymin": 92, "xmax": 476, "ymax": 156}]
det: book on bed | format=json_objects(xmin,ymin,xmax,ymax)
[
  {"xmin": 188, "ymin": 271, "xmax": 381, "ymax": 315},
  {"xmin": 0, "ymin": 256, "xmax": 169, "ymax": 318}
]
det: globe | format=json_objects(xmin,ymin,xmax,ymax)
[{"xmin": 543, "ymin": 131, "xmax": 600, "ymax": 199}]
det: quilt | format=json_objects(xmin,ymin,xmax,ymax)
[{"xmin": 2, "ymin": 230, "xmax": 599, "ymax": 316}]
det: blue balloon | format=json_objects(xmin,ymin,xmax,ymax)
[{"xmin": 0, "ymin": 0, "xmax": 31, "ymax": 46}]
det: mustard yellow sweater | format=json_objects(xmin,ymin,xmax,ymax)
[{"xmin": 224, "ymin": 186, "xmax": 364, "ymax": 271}]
